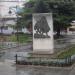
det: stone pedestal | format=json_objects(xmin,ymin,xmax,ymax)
[{"xmin": 33, "ymin": 13, "xmax": 54, "ymax": 54}]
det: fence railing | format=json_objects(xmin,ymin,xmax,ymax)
[{"xmin": 15, "ymin": 54, "xmax": 74, "ymax": 67}]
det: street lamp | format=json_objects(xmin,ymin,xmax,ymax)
[{"xmin": 8, "ymin": 6, "xmax": 19, "ymax": 45}]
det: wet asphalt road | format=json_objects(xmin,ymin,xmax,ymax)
[{"xmin": 0, "ymin": 35, "xmax": 75, "ymax": 75}]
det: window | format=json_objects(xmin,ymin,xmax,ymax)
[{"xmin": 4, "ymin": 26, "xmax": 8, "ymax": 30}]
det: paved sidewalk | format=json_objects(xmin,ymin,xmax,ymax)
[{"xmin": 0, "ymin": 60, "xmax": 72, "ymax": 75}]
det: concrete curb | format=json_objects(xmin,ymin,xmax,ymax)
[{"xmin": 15, "ymin": 63, "xmax": 75, "ymax": 70}]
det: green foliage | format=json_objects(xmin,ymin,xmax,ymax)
[
  {"xmin": 53, "ymin": 2, "xmax": 75, "ymax": 34},
  {"xmin": 17, "ymin": 0, "xmax": 50, "ymax": 29},
  {"xmin": 23, "ymin": 1, "xmax": 35, "ymax": 13},
  {"xmin": 9, "ymin": 34, "xmax": 32, "ymax": 43},
  {"xmin": 57, "ymin": 46, "xmax": 75, "ymax": 58},
  {"xmin": 17, "ymin": 14, "xmax": 32, "ymax": 29},
  {"xmin": 18, "ymin": 0, "xmax": 75, "ymax": 36},
  {"xmin": 33, "ymin": 0, "xmax": 50, "ymax": 13}
]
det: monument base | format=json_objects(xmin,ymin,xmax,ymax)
[
  {"xmin": 29, "ymin": 50, "xmax": 54, "ymax": 58},
  {"xmin": 33, "ymin": 50, "xmax": 54, "ymax": 54},
  {"xmin": 33, "ymin": 13, "xmax": 54, "ymax": 54}
]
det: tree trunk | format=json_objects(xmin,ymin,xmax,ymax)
[
  {"xmin": 1, "ymin": 27, "xmax": 3, "ymax": 35},
  {"xmin": 56, "ymin": 28, "xmax": 60, "ymax": 38}
]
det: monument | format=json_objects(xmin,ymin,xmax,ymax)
[{"xmin": 33, "ymin": 13, "xmax": 54, "ymax": 54}]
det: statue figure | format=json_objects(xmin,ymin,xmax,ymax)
[{"xmin": 34, "ymin": 16, "xmax": 50, "ymax": 38}]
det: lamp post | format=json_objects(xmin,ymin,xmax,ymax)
[
  {"xmin": 0, "ymin": 17, "xmax": 5, "ymax": 47},
  {"xmin": 8, "ymin": 6, "xmax": 19, "ymax": 45},
  {"xmin": 1, "ymin": 18, "xmax": 4, "ymax": 35}
]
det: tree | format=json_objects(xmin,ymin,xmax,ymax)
[
  {"xmin": 22, "ymin": 0, "xmax": 50, "ymax": 32},
  {"xmin": 52, "ymin": 2, "xmax": 75, "ymax": 37},
  {"xmin": 17, "ymin": 0, "xmax": 50, "ymax": 33},
  {"xmin": 33, "ymin": 0, "xmax": 50, "ymax": 13},
  {"xmin": 18, "ymin": 0, "xmax": 75, "ymax": 37}
]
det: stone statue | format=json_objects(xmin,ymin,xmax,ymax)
[{"xmin": 34, "ymin": 16, "xmax": 50, "ymax": 38}]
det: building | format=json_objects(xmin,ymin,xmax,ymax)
[
  {"xmin": 0, "ymin": 0, "xmax": 30, "ymax": 34},
  {"xmin": 0, "ymin": 0, "xmax": 25, "ymax": 17},
  {"xmin": 67, "ymin": 21, "xmax": 75, "ymax": 35}
]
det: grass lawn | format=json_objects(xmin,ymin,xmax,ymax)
[
  {"xmin": 56, "ymin": 46, "xmax": 75, "ymax": 58},
  {"xmin": 8, "ymin": 34, "xmax": 32, "ymax": 43},
  {"xmin": 0, "ymin": 46, "xmax": 3, "ymax": 49}
]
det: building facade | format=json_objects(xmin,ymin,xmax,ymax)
[{"xmin": 0, "ymin": 0, "xmax": 29, "ymax": 34}]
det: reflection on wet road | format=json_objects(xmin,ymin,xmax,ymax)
[
  {"xmin": 0, "ymin": 50, "xmax": 74, "ymax": 75},
  {"xmin": 0, "ymin": 61, "xmax": 74, "ymax": 75}
]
